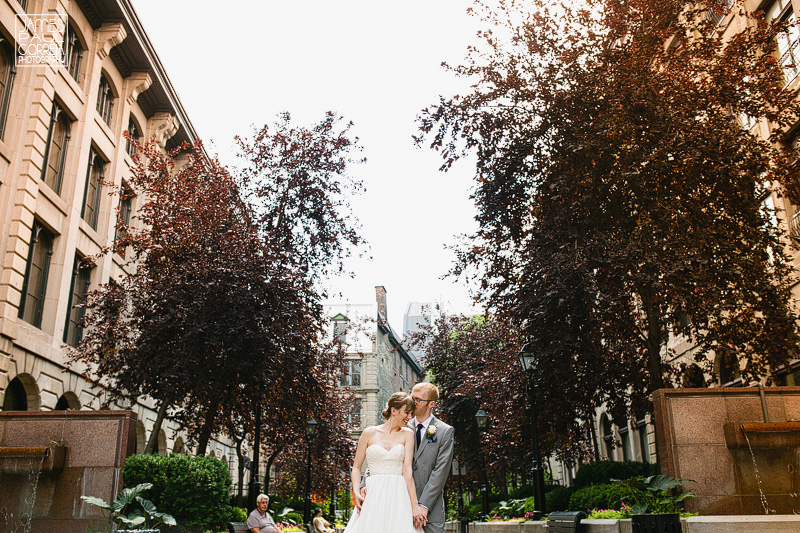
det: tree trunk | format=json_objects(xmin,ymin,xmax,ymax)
[
  {"xmin": 234, "ymin": 435, "xmax": 245, "ymax": 507},
  {"xmin": 143, "ymin": 398, "xmax": 170, "ymax": 455},
  {"xmin": 196, "ymin": 399, "xmax": 220, "ymax": 456},
  {"xmin": 264, "ymin": 446, "xmax": 283, "ymax": 494},
  {"xmin": 641, "ymin": 286, "xmax": 665, "ymax": 393}
]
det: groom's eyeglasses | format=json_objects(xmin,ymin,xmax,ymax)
[{"xmin": 412, "ymin": 397, "xmax": 432, "ymax": 404}]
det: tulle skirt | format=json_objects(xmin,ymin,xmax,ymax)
[{"xmin": 344, "ymin": 474, "xmax": 423, "ymax": 533}]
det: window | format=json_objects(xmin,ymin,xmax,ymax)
[
  {"xmin": 706, "ymin": 0, "xmax": 733, "ymax": 27},
  {"xmin": 18, "ymin": 222, "xmax": 54, "ymax": 328},
  {"xmin": 81, "ymin": 148, "xmax": 105, "ymax": 230},
  {"xmin": 340, "ymin": 360, "xmax": 362, "ymax": 387},
  {"xmin": 332, "ymin": 313, "xmax": 348, "ymax": 344},
  {"xmin": 0, "ymin": 39, "xmax": 16, "ymax": 140},
  {"xmin": 41, "ymin": 103, "xmax": 71, "ymax": 194},
  {"xmin": 115, "ymin": 183, "xmax": 134, "ymax": 246},
  {"xmin": 2, "ymin": 377, "xmax": 27, "ymax": 410},
  {"xmin": 600, "ymin": 414, "xmax": 614, "ymax": 459},
  {"xmin": 62, "ymin": 22, "xmax": 83, "ymax": 82},
  {"xmin": 769, "ymin": 0, "xmax": 800, "ymax": 86},
  {"xmin": 717, "ymin": 351, "xmax": 741, "ymax": 385},
  {"xmin": 126, "ymin": 117, "xmax": 140, "ymax": 156},
  {"xmin": 64, "ymin": 255, "xmax": 91, "ymax": 345},
  {"xmin": 619, "ymin": 426, "xmax": 632, "ymax": 461},
  {"xmin": 347, "ymin": 399, "xmax": 362, "ymax": 427},
  {"xmin": 96, "ymin": 74, "xmax": 114, "ymax": 125},
  {"xmin": 636, "ymin": 419, "xmax": 650, "ymax": 463}
]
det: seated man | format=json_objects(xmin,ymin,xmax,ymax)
[{"xmin": 247, "ymin": 494, "xmax": 279, "ymax": 533}]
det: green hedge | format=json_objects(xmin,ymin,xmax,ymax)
[
  {"xmin": 122, "ymin": 453, "xmax": 233, "ymax": 532},
  {"xmin": 568, "ymin": 483, "xmax": 630, "ymax": 512},
  {"xmin": 573, "ymin": 461, "xmax": 657, "ymax": 489},
  {"xmin": 545, "ymin": 486, "xmax": 574, "ymax": 512}
]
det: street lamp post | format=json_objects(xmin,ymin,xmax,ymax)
[
  {"xmin": 519, "ymin": 343, "xmax": 547, "ymax": 520},
  {"xmin": 304, "ymin": 417, "xmax": 318, "ymax": 525},
  {"xmin": 457, "ymin": 459, "xmax": 468, "ymax": 533},
  {"xmin": 248, "ymin": 406, "xmax": 262, "ymax": 511},
  {"xmin": 474, "ymin": 407, "xmax": 490, "ymax": 518}
]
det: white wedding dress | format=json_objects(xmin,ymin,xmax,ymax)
[{"xmin": 343, "ymin": 443, "xmax": 424, "ymax": 533}]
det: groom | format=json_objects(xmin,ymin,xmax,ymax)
[{"xmin": 409, "ymin": 383, "xmax": 454, "ymax": 533}]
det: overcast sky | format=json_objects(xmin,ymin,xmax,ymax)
[{"xmin": 132, "ymin": 0, "xmax": 484, "ymax": 329}]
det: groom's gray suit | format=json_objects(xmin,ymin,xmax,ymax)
[{"xmin": 410, "ymin": 415, "xmax": 454, "ymax": 533}]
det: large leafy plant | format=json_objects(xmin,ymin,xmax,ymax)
[
  {"xmin": 613, "ymin": 475, "xmax": 696, "ymax": 514},
  {"xmin": 81, "ymin": 482, "xmax": 177, "ymax": 531}
]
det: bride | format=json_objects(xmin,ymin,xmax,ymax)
[{"xmin": 344, "ymin": 392, "xmax": 424, "ymax": 533}]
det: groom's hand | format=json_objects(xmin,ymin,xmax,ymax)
[{"xmin": 413, "ymin": 506, "xmax": 428, "ymax": 528}]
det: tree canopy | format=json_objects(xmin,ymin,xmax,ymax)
[
  {"xmin": 70, "ymin": 111, "xmax": 364, "ymax": 464},
  {"xmin": 418, "ymin": 0, "xmax": 800, "ymax": 454}
]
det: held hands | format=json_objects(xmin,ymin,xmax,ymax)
[{"xmin": 413, "ymin": 504, "xmax": 428, "ymax": 529}]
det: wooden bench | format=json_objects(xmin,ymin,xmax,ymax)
[
  {"xmin": 227, "ymin": 523, "xmax": 249, "ymax": 533},
  {"xmin": 547, "ymin": 511, "xmax": 586, "ymax": 532}
]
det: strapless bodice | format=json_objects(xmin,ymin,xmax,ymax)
[{"xmin": 365, "ymin": 443, "xmax": 404, "ymax": 475}]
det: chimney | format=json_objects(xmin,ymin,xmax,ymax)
[{"xmin": 375, "ymin": 286, "xmax": 387, "ymax": 320}]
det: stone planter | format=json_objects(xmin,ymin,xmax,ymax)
[
  {"xmin": 115, "ymin": 530, "xmax": 161, "ymax": 533},
  {"xmin": 631, "ymin": 513, "xmax": 681, "ymax": 533}
]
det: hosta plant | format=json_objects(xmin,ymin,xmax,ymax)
[{"xmin": 81, "ymin": 482, "xmax": 177, "ymax": 531}]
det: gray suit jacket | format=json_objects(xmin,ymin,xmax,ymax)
[{"xmin": 410, "ymin": 416, "xmax": 454, "ymax": 533}]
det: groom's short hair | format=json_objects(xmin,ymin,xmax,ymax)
[{"xmin": 412, "ymin": 382, "xmax": 439, "ymax": 401}]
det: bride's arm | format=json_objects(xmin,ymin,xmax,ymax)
[
  {"xmin": 351, "ymin": 427, "xmax": 373, "ymax": 511},
  {"xmin": 402, "ymin": 428, "xmax": 422, "ymax": 515}
]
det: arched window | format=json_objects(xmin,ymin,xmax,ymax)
[
  {"xmin": 0, "ymin": 39, "xmax": 17, "ymax": 140},
  {"xmin": 18, "ymin": 222, "xmax": 54, "ymax": 328},
  {"xmin": 126, "ymin": 117, "xmax": 141, "ymax": 156},
  {"xmin": 115, "ymin": 183, "xmax": 134, "ymax": 250},
  {"xmin": 54, "ymin": 391, "xmax": 80, "ymax": 410},
  {"xmin": 96, "ymin": 74, "xmax": 114, "ymax": 125},
  {"xmin": 2, "ymin": 377, "xmax": 27, "ymax": 410},
  {"xmin": 81, "ymin": 148, "xmax": 105, "ymax": 230},
  {"xmin": 718, "ymin": 351, "xmax": 741, "ymax": 386},
  {"xmin": 173, "ymin": 437, "xmax": 185, "ymax": 455},
  {"xmin": 155, "ymin": 429, "xmax": 167, "ymax": 455},
  {"xmin": 41, "ymin": 103, "xmax": 71, "ymax": 194},
  {"xmin": 64, "ymin": 255, "xmax": 92, "ymax": 345},
  {"xmin": 135, "ymin": 421, "xmax": 146, "ymax": 454},
  {"xmin": 62, "ymin": 22, "xmax": 84, "ymax": 82},
  {"xmin": 682, "ymin": 363, "xmax": 706, "ymax": 388}
]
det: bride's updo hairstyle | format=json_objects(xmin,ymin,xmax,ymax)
[{"xmin": 381, "ymin": 392, "xmax": 414, "ymax": 420}]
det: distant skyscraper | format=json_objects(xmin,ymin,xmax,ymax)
[{"xmin": 403, "ymin": 302, "xmax": 432, "ymax": 362}]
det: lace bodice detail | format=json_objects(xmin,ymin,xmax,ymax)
[{"xmin": 365, "ymin": 443, "xmax": 404, "ymax": 475}]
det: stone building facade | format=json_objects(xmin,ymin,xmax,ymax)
[
  {"xmin": 0, "ymin": 0, "xmax": 235, "ymax": 466},
  {"xmin": 327, "ymin": 286, "xmax": 425, "ymax": 439}
]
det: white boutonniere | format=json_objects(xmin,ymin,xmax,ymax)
[{"xmin": 426, "ymin": 424, "xmax": 438, "ymax": 441}]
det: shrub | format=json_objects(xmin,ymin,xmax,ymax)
[
  {"xmin": 465, "ymin": 502, "xmax": 484, "ymax": 521},
  {"xmin": 573, "ymin": 461, "xmax": 657, "ymax": 489},
  {"xmin": 545, "ymin": 486, "xmax": 574, "ymax": 512},
  {"xmin": 508, "ymin": 484, "xmax": 533, "ymax": 499},
  {"xmin": 284, "ymin": 511, "xmax": 304, "ymax": 525},
  {"xmin": 122, "ymin": 453, "xmax": 233, "ymax": 532},
  {"xmin": 568, "ymin": 483, "xmax": 630, "ymax": 512},
  {"xmin": 489, "ymin": 499, "xmax": 527, "ymax": 519},
  {"xmin": 231, "ymin": 506, "xmax": 247, "ymax": 522}
]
